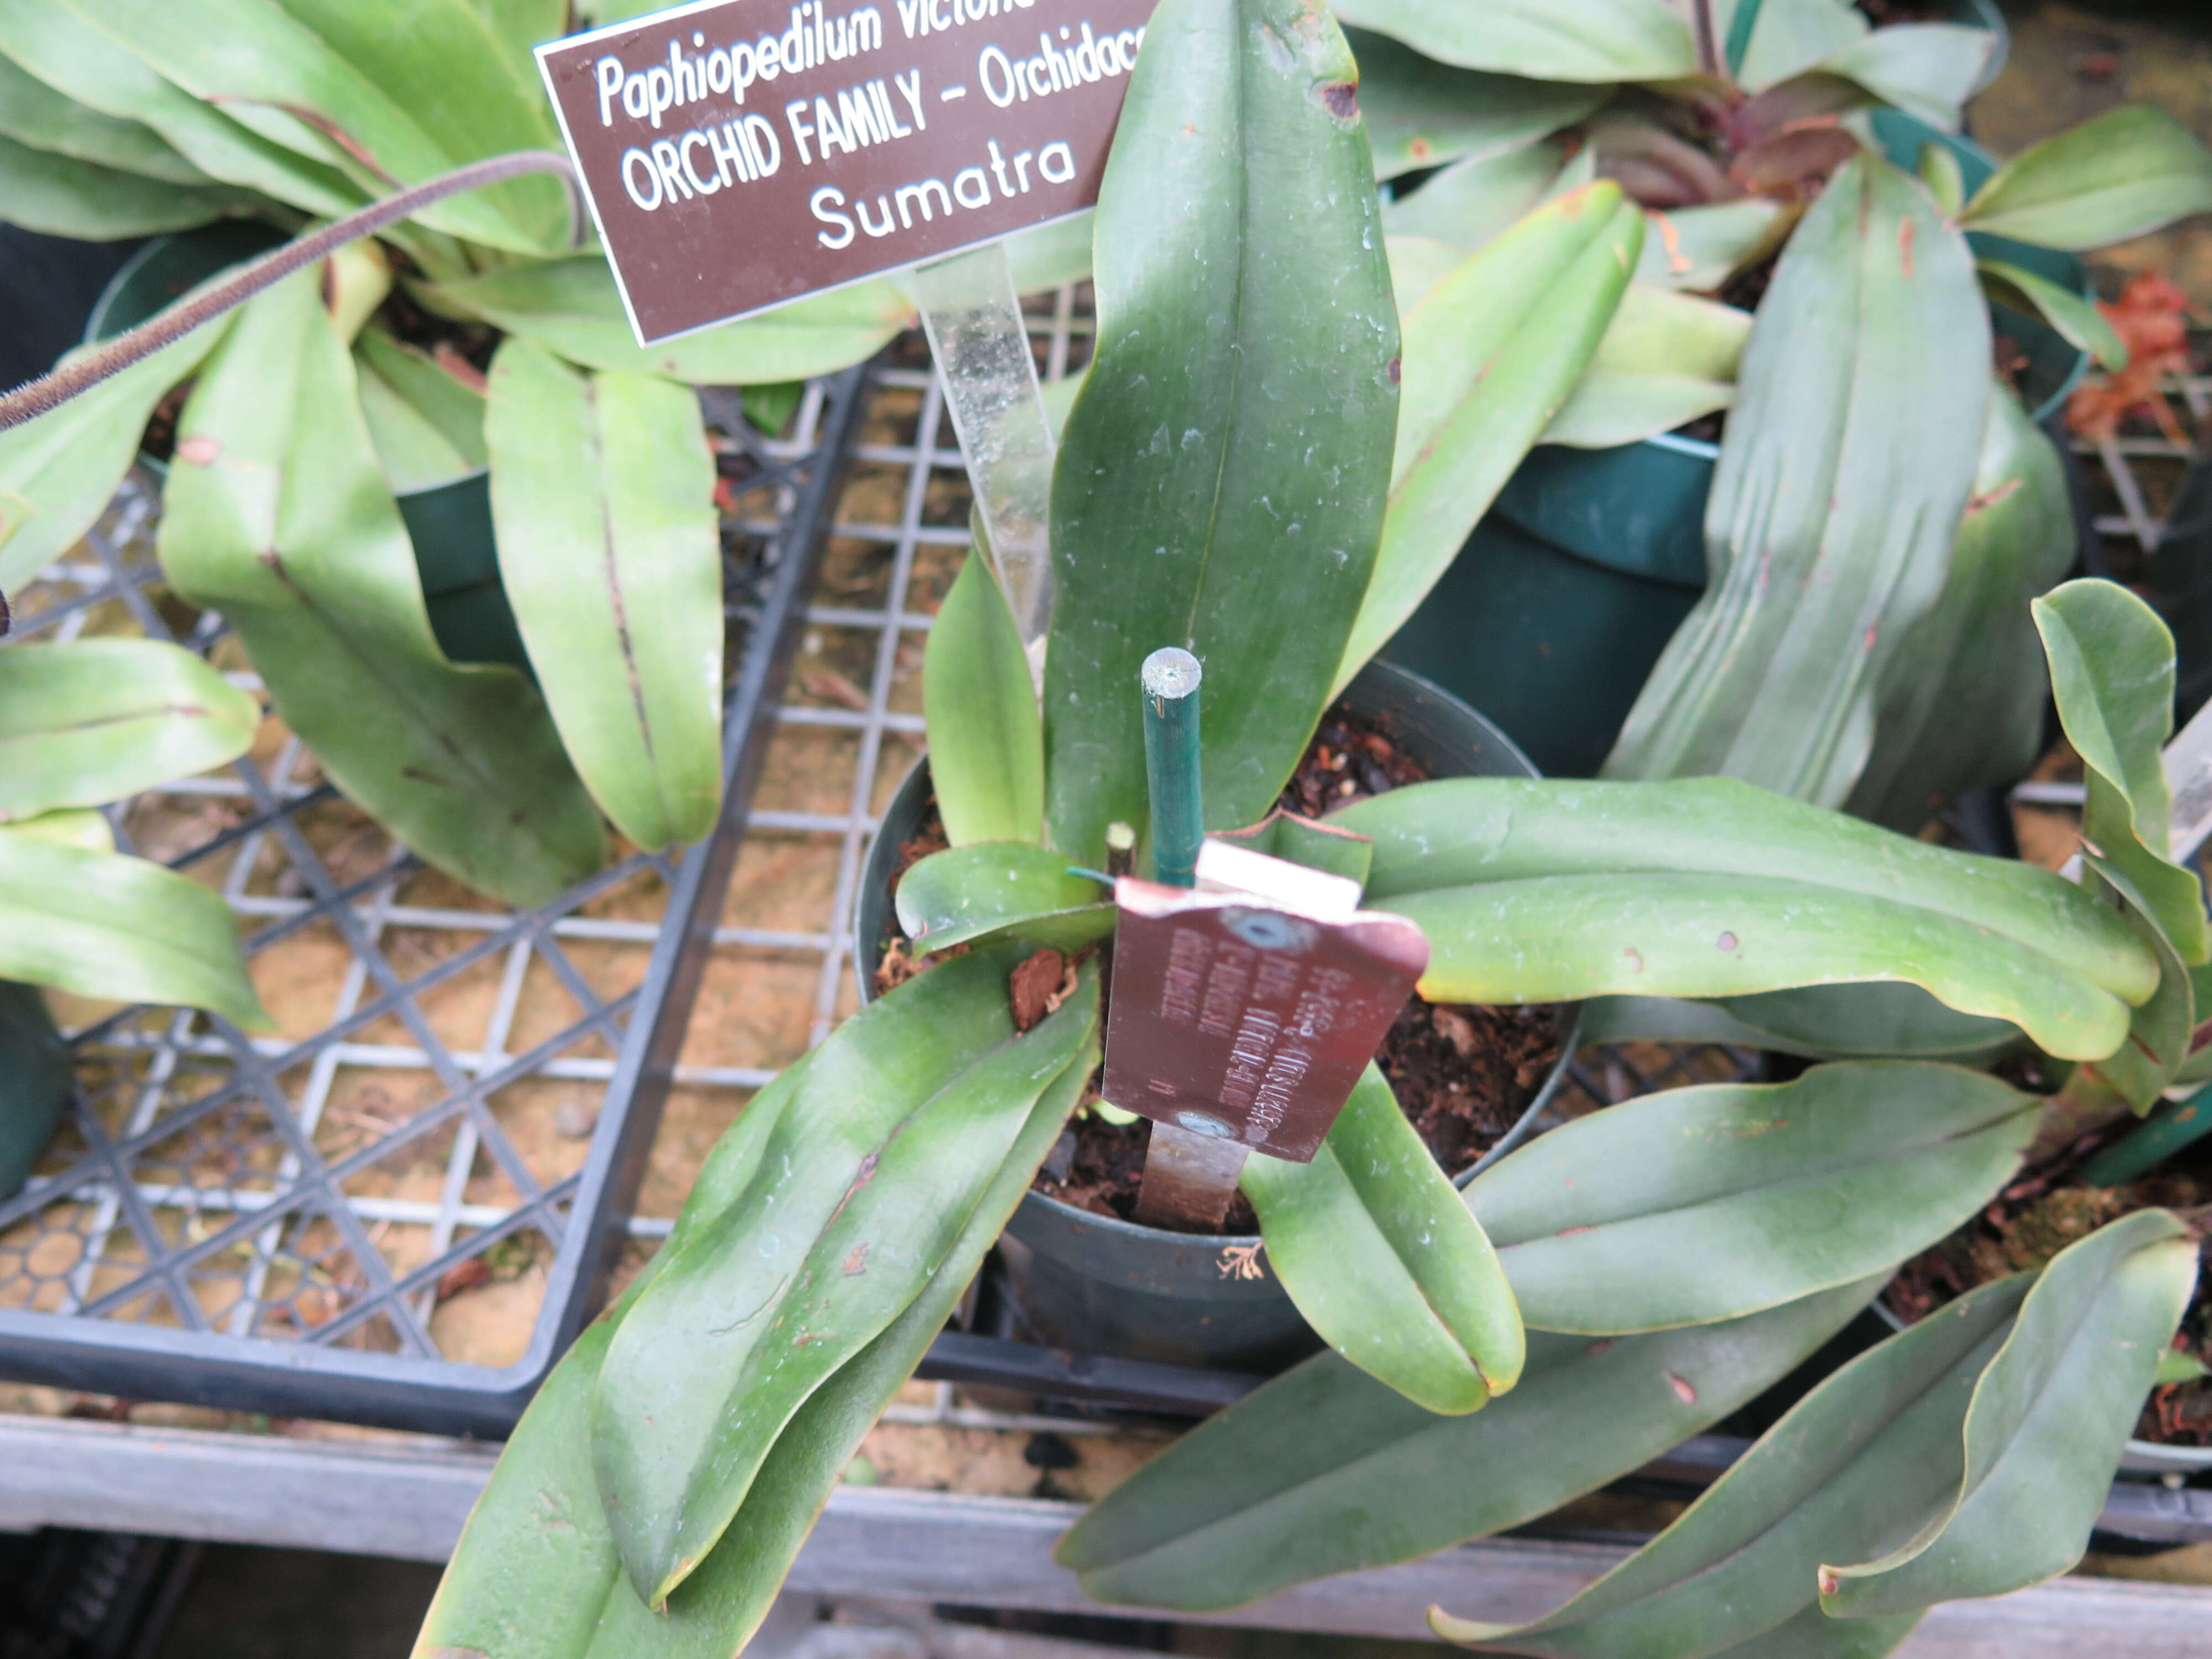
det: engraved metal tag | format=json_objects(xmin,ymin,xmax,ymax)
[{"xmin": 1103, "ymin": 839, "xmax": 1428, "ymax": 1164}]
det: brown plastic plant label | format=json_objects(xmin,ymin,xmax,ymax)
[
  {"xmin": 536, "ymin": 0, "xmax": 1155, "ymax": 343},
  {"xmin": 1103, "ymin": 841, "xmax": 1430, "ymax": 1164}
]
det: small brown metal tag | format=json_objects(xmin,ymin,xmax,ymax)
[
  {"xmin": 1103, "ymin": 840, "xmax": 1427, "ymax": 1164},
  {"xmin": 536, "ymin": 0, "xmax": 1153, "ymax": 343}
]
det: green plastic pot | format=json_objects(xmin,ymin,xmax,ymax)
[
  {"xmin": 86, "ymin": 226, "xmax": 530, "ymax": 675},
  {"xmin": 0, "ymin": 981, "xmax": 71, "ymax": 1201},
  {"xmin": 1385, "ymin": 106, "xmax": 2093, "ymax": 780},
  {"xmin": 855, "ymin": 659, "xmax": 1582, "ymax": 1373}
]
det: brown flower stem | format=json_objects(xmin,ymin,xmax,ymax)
[{"xmin": 0, "ymin": 150, "xmax": 581, "ymax": 435}]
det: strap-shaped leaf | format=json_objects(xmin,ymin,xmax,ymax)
[
  {"xmin": 1241, "ymin": 1064, "xmax": 1522, "ymax": 1415},
  {"xmin": 1333, "ymin": 777, "xmax": 2156, "ymax": 1061},
  {"xmin": 1432, "ymin": 1272, "xmax": 2030, "ymax": 1657},
  {"xmin": 0, "ymin": 131, "xmax": 256, "ymax": 237},
  {"xmin": 1604, "ymin": 153, "xmax": 1990, "ymax": 807},
  {"xmin": 1043, "ymin": 0, "xmax": 1396, "ymax": 864},
  {"xmin": 1848, "ymin": 383, "xmax": 2076, "ymax": 834},
  {"xmin": 80, "ymin": 0, "xmax": 566, "ymax": 253},
  {"xmin": 1978, "ymin": 259, "xmax": 2127, "ymax": 372},
  {"xmin": 2036, "ymin": 578, "xmax": 2208, "ymax": 964},
  {"xmin": 0, "ymin": 640, "xmax": 259, "ymax": 820},
  {"xmin": 1582, "ymin": 984, "xmax": 2022, "ymax": 1067},
  {"xmin": 1057, "ymin": 1279, "xmax": 1884, "ymax": 1614},
  {"xmin": 0, "ymin": 832, "xmax": 267, "ymax": 1028},
  {"xmin": 1467, "ymin": 1062, "xmax": 2036, "ymax": 1334},
  {"xmin": 486, "ymin": 339, "xmax": 722, "ymax": 850},
  {"xmin": 1542, "ymin": 284, "xmax": 1750, "ymax": 450},
  {"xmin": 1380, "ymin": 140, "xmax": 1567, "ymax": 249},
  {"xmin": 1337, "ymin": 184, "xmax": 1641, "ymax": 695},
  {"xmin": 354, "ymin": 326, "xmax": 487, "ymax": 493},
  {"xmin": 1961, "ymin": 105, "xmax": 2212, "ymax": 252},
  {"xmin": 0, "ymin": 320, "xmax": 231, "ymax": 594},
  {"xmin": 0, "ymin": 0, "xmax": 365, "ymax": 217},
  {"xmin": 1705, "ymin": 1606, "xmax": 1923, "ymax": 1659},
  {"xmin": 415, "ymin": 1036, "xmax": 1096, "ymax": 1659},
  {"xmin": 593, "ymin": 948, "xmax": 1098, "ymax": 1609},
  {"xmin": 429, "ymin": 256, "xmax": 915, "ymax": 383},
  {"xmin": 894, "ymin": 842, "xmax": 1114, "ymax": 954},
  {"xmin": 159, "ymin": 269, "xmax": 606, "ymax": 908},
  {"xmin": 1350, "ymin": 25, "xmax": 1602, "ymax": 182},
  {"xmin": 0, "ymin": 50, "xmax": 207, "ymax": 181},
  {"xmin": 2072, "ymin": 855, "xmax": 2192, "ymax": 1114},
  {"xmin": 1736, "ymin": 0, "xmax": 1866, "ymax": 91},
  {"xmin": 1332, "ymin": 0, "xmax": 1695, "ymax": 82},
  {"xmin": 1635, "ymin": 199, "xmax": 1788, "ymax": 292},
  {"xmin": 924, "ymin": 542, "xmax": 1042, "ymax": 847},
  {"xmin": 6, "ymin": 810, "xmax": 114, "ymax": 853},
  {"xmin": 1814, "ymin": 25, "xmax": 1992, "ymax": 131},
  {"xmin": 1822, "ymin": 1209, "xmax": 2199, "ymax": 1616}
]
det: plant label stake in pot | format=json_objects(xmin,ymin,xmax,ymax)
[{"xmin": 1119, "ymin": 650, "xmax": 1429, "ymax": 1227}]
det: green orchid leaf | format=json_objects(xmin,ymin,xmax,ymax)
[
  {"xmin": 413, "ymin": 1044, "xmax": 819, "ymax": 1655},
  {"xmin": 576, "ymin": 1037, "xmax": 1098, "ymax": 1658},
  {"xmin": 1212, "ymin": 810, "xmax": 1374, "ymax": 888},
  {"xmin": 0, "ymin": 320, "xmax": 231, "ymax": 594},
  {"xmin": 0, "ymin": 640, "xmax": 259, "ymax": 820},
  {"xmin": 593, "ymin": 948, "xmax": 1098, "ymax": 1609},
  {"xmin": 2156, "ymin": 1347, "xmax": 2212, "ymax": 1386},
  {"xmin": 1978, "ymin": 259, "xmax": 2127, "ymax": 372},
  {"xmin": 471, "ymin": 0, "xmax": 566, "ymax": 90},
  {"xmin": 2070, "ymin": 854, "xmax": 2192, "ymax": 1114},
  {"xmin": 1337, "ymin": 184, "xmax": 1642, "ymax": 696},
  {"xmin": 1816, "ymin": 25, "xmax": 1992, "ymax": 131},
  {"xmin": 1604, "ymin": 153, "xmax": 1990, "ymax": 807},
  {"xmin": 1708, "ymin": 1606, "xmax": 1924, "ymax": 1659},
  {"xmin": 1384, "ymin": 233, "xmax": 1467, "ymax": 314},
  {"xmin": 1634, "ymin": 199, "xmax": 1788, "ymax": 292},
  {"xmin": 1848, "ymin": 383, "xmax": 2076, "ymax": 835},
  {"xmin": 1467, "ymin": 1061, "xmax": 2036, "ymax": 1335},
  {"xmin": 1241, "ymin": 1064, "xmax": 1522, "ymax": 1416},
  {"xmin": 893, "ymin": 841, "xmax": 1114, "ymax": 955},
  {"xmin": 0, "ymin": 1, "xmax": 366, "ymax": 217},
  {"xmin": 1043, "ymin": 0, "xmax": 1398, "ymax": 865},
  {"xmin": 1335, "ymin": 776, "xmax": 2156, "ymax": 1062},
  {"xmin": 1736, "ymin": 0, "xmax": 1866, "ymax": 91},
  {"xmin": 4, "ymin": 810, "xmax": 116, "ymax": 853},
  {"xmin": 0, "ymin": 980, "xmax": 71, "ymax": 1198},
  {"xmin": 77, "ymin": 0, "xmax": 566, "ymax": 253},
  {"xmin": 0, "ymin": 50, "xmax": 207, "ymax": 182},
  {"xmin": 1056, "ymin": 1279, "xmax": 1884, "ymax": 1613},
  {"xmin": 1823, "ymin": 1209, "xmax": 2199, "ymax": 1616},
  {"xmin": 1350, "ymin": 25, "xmax": 1604, "ymax": 182},
  {"xmin": 416, "ymin": 1036, "xmax": 1097, "ymax": 1659},
  {"xmin": 1961, "ymin": 105, "xmax": 2212, "ymax": 252},
  {"xmin": 1432, "ymin": 1271, "xmax": 2031, "ymax": 1657},
  {"xmin": 0, "ymin": 833, "xmax": 267, "ymax": 1028},
  {"xmin": 159, "ymin": 269, "xmax": 605, "ymax": 908},
  {"xmin": 485, "ymin": 339, "xmax": 722, "ymax": 851},
  {"xmin": 1542, "ymin": 283, "xmax": 1751, "ymax": 449},
  {"xmin": 0, "ymin": 132, "xmax": 255, "ymax": 238},
  {"xmin": 1000, "ymin": 210, "xmax": 1096, "ymax": 295},
  {"xmin": 924, "ymin": 542, "xmax": 1043, "ymax": 847},
  {"xmin": 1582, "ymin": 984, "xmax": 2023, "ymax": 1067},
  {"xmin": 1919, "ymin": 140, "xmax": 1965, "ymax": 215},
  {"xmin": 1380, "ymin": 139, "xmax": 1566, "ymax": 250},
  {"xmin": 2036, "ymin": 577, "xmax": 2208, "ymax": 964},
  {"xmin": 353, "ymin": 326, "xmax": 487, "ymax": 493},
  {"xmin": 427, "ymin": 255, "xmax": 914, "ymax": 384},
  {"xmin": 1332, "ymin": 0, "xmax": 1694, "ymax": 82}
]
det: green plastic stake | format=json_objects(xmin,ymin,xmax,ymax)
[
  {"xmin": 2079, "ymin": 1080, "xmax": 2212, "ymax": 1187},
  {"xmin": 1141, "ymin": 647, "xmax": 1203, "ymax": 888}
]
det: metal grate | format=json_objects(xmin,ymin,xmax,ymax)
[{"xmin": 0, "ymin": 366, "xmax": 868, "ymax": 1434}]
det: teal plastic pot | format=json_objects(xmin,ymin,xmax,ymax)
[
  {"xmin": 1385, "ymin": 109, "xmax": 2093, "ymax": 780},
  {"xmin": 0, "ymin": 982, "xmax": 70, "ymax": 1201},
  {"xmin": 855, "ymin": 660, "xmax": 1582, "ymax": 1372},
  {"xmin": 87, "ymin": 226, "xmax": 530, "ymax": 675}
]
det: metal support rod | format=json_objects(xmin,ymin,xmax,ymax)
[{"xmin": 1140, "ymin": 646, "xmax": 1203, "ymax": 888}]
